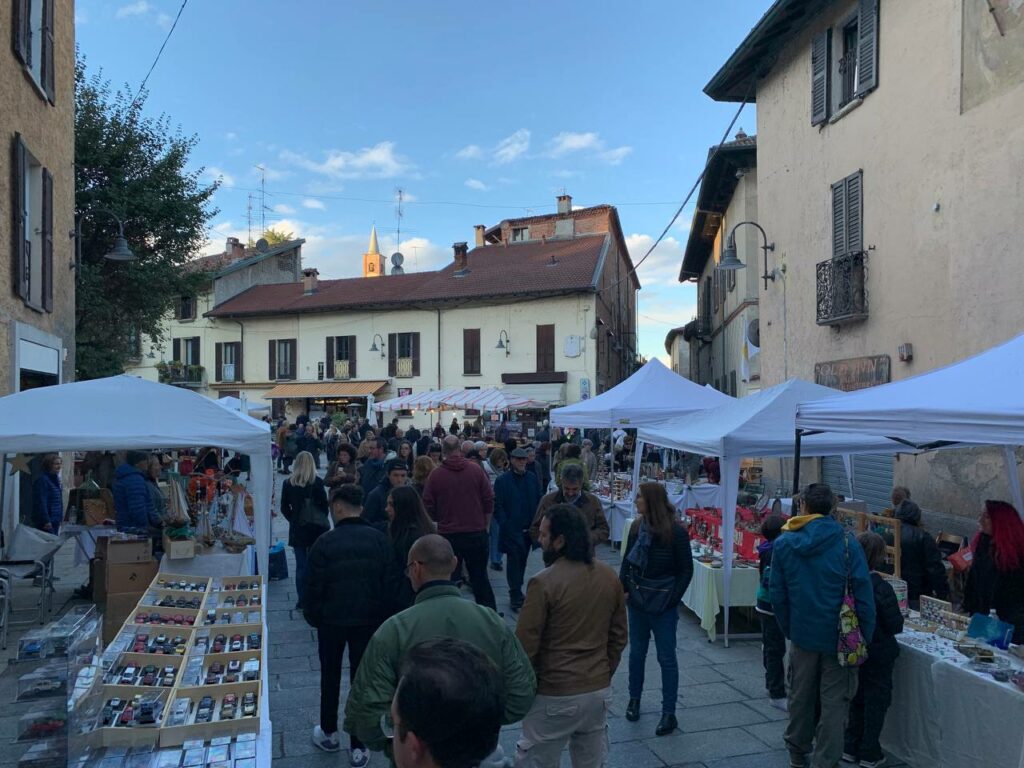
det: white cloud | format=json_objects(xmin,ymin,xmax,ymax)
[
  {"xmin": 464, "ymin": 178, "xmax": 488, "ymax": 191},
  {"xmin": 252, "ymin": 163, "xmax": 288, "ymax": 181},
  {"xmin": 225, "ymin": 132, "xmax": 238, "ymax": 141},
  {"xmin": 156, "ymin": 12, "xmax": 172, "ymax": 29},
  {"xmin": 272, "ymin": 203, "xmax": 296, "ymax": 215},
  {"xmin": 493, "ymin": 129, "xmax": 530, "ymax": 164},
  {"xmin": 202, "ymin": 166, "xmax": 235, "ymax": 186},
  {"xmin": 280, "ymin": 141, "xmax": 412, "ymax": 180},
  {"xmin": 455, "ymin": 144, "xmax": 484, "ymax": 160},
  {"xmin": 545, "ymin": 131, "xmax": 632, "ymax": 165},
  {"xmin": 302, "ymin": 198, "xmax": 326, "ymax": 210},
  {"xmin": 115, "ymin": 1, "xmax": 150, "ymax": 18}
]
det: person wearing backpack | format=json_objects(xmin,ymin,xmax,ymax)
[
  {"xmin": 755, "ymin": 513, "xmax": 787, "ymax": 710},
  {"xmin": 844, "ymin": 532, "xmax": 904, "ymax": 768},
  {"xmin": 281, "ymin": 451, "xmax": 329, "ymax": 609},
  {"xmin": 769, "ymin": 484, "xmax": 875, "ymax": 768}
]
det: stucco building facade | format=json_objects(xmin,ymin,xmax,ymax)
[{"xmin": 705, "ymin": 0, "xmax": 1024, "ymax": 520}]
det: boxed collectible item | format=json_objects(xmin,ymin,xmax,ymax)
[
  {"xmin": 159, "ymin": 681, "xmax": 261, "ymax": 746},
  {"xmin": 162, "ymin": 534, "xmax": 196, "ymax": 561},
  {"xmin": 97, "ymin": 537, "xmax": 153, "ymax": 565}
]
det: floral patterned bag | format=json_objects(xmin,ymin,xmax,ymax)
[{"xmin": 837, "ymin": 534, "xmax": 869, "ymax": 668}]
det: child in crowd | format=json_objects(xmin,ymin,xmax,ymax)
[
  {"xmin": 844, "ymin": 531, "xmax": 905, "ymax": 768},
  {"xmin": 755, "ymin": 513, "xmax": 787, "ymax": 710}
]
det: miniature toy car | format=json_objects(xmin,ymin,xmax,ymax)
[
  {"xmin": 220, "ymin": 694, "xmax": 237, "ymax": 719},
  {"xmin": 169, "ymin": 698, "xmax": 191, "ymax": 726},
  {"xmin": 28, "ymin": 677, "xmax": 63, "ymax": 694},
  {"xmin": 205, "ymin": 610, "xmax": 216, "ymax": 625},
  {"xmin": 120, "ymin": 667, "xmax": 137, "ymax": 685},
  {"xmin": 229, "ymin": 639, "xmax": 242, "ymax": 652},
  {"xmin": 195, "ymin": 696, "xmax": 214, "ymax": 723},
  {"xmin": 209, "ymin": 662, "xmax": 224, "ymax": 675},
  {"xmin": 211, "ymin": 640, "xmax": 224, "ymax": 653},
  {"xmin": 119, "ymin": 706, "xmax": 134, "ymax": 726},
  {"xmin": 161, "ymin": 667, "xmax": 176, "ymax": 686},
  {"xmin": 159, "ymin": 596, "xmax": 175, "ymax": 607},
  {"xmin": 172, "ymin": 614, "xmax": 184, "ymax": 625},
  {"xmin": 135, "ymin": 633, "xmax": 149, "ymax": 643},
  {"xmin": 224, "ymin": 583, "xmax": 236, "ymax": 591},
  {"xmin": 227, "ymin": 659, "xmax": 241, "ymax": 674},
  {"xmin": 236, "ymin": 596, "xmax": 247, "ymax": 607},
  {"xmin": 251, "ymin": 595, "xmax": 261, "ymax": 606},
  {"xmin": 183, "ymin": 615, "xmax": 196, "ymax": 625},
  {"xmin": 101, "ymin": 704, "xmax": 114, "ymax": 725},
  {"xmin": 172, "ymin": 635, "xmax": 185, "ymax": 646},
  {"xmin": 137, "ymin": 701, "xmax": 158, "ymax": 725},
  {"xmin": 223, "ymin": 596, "xmax": 235, "ymax": 608},
  {"xmin": 135, "ymin": 614, "xmax": 148, "ymax": 624},
  {"xmin": 242, "ymin": 659, "xmax": 259, "ymax": 681},
  {"xmin": 247, "ymin": 633, "xmax": 261, "ymax": 650},
  {"xmin": 154, "ymin": 634, "xmax": 167, "ymax": 645},
  {"xmin": 241, "ymin": 692, "xmax": 256, "ymax": 717}
]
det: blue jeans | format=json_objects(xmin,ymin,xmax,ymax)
[
  {"xmin": 489, "ymin": 520, "xmax": 502, "ymax": 565},
  {"xmin": 293, "ymin": 545, "xmax": 309, "ymax": 606},
  {"xmin": 627, "ymin": 604, "xmax": 679, "ymax": 714}
]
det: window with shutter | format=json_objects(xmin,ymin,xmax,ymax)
[
  {"xmin": 348, "ymin": 335, "xmax": 357, "ymax": 378},
  {"xmin": 40, "ymin": 0, "xmax": 54, "ymax": 103},
  {"xmin": 12, "ymin": 135, "xmax": 48, "ymax": 309},
  {"xmin": 855, "ymin": 0, "xmax": 879, "ymax": 96},
  {"xmin": 16, "ymin": 0, "xmax": 47, "ymax": 95},
  {"xmin": 831, "ymin": 171, "xmax": 863, "ymax": 257},
  {"xmin": 268, "ymin": 340, "xmax": 276, "ymax": 380},
  {"xmin": 41, "ymin": 168, "xmax": 52, "ymax": 312},
  {"xmin": 811, "ymin": 29, "xmax": 831, "ymax": 125},
  {"xmin": 275, "ymin": 339, "xmax": 296, "ymax": 380},
  {"xmin": 831, "ymin": 179, "xmax": 847, "ymax": 257},
  {"xmin": 215, "ymin": 343, "xmax": 223, "ymax": 382},
  {"xmin": 172, "ymin": 338, "xmax": 181, "ymax": 362},
  {"xmin": 11, "ymin": 135, "xmax": 28, "ymax": 301},
  {"xmin": 325, "ymin": 336, "xmax": 335, "ymax": 379},
  {"xmin": 463, "ymin": 329, "xmax": 481, "ymax": 375},
  {"xmin": 816, "ymin": 0, "xmax": 879, "ymax": 123},
  {"xmin": 12, "ymin": 0, "xmax": 30, "ymax": 64},
  {"xmin": 186, "ymin": 338, "xmax": 200, "ymax": 366},
  {"xmin": 388, "ymin": 333, "xmax": 397, "ymax": 377},
  {"xmin": 536, "ymin": 325, "xmax": 555, "ymax": 373}
]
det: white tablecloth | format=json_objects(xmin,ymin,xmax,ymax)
[
  {"xmin": 62, "ymin": 524, "xmax": 118, "ymax": 565},
  {"xmin": 159, "ymin": 545, "xmax": 255, "ymax": 577},
  {"xmin": 681, "ymin": 558, "xmax": 760, "ymax": 642},
  {"xmin": 882, "ymin": 634, "xmax": 1024, "ymax": 768},
  {"xmin": 670, "ymin": 483, "xmax": 723, "ymax": 511},
  {"xmin": 599, "ymin": 484, "xmax": 722, "ymax": 542}
]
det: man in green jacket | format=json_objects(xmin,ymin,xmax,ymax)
[{"xmin": 344, "ymin": 534, "xmax": 536, "ymax": 755}]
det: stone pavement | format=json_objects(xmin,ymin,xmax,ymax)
[{"xmin": 263, "ymin": 471, "xmax": 913, "ymax": 768}]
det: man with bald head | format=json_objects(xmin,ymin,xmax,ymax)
[
  {"xmin": 345, "ymin": 534, "xmax": 536, "ymax": 757},
  {"xmin": 422, "ymin": 435, "xmax": 497, "ymax": 610}
]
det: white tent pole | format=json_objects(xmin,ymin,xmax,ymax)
[
  {"xmin": 630, "ymin": 440, "xmax": 645, "ymax": 502},
  {"xmin": 842, "ymin": 454, "xmax": 854, "ymax": 499},
  {"xmin": 720, "ymin": 456, "xmax": 741, "ymax": 648},
  {"xmin": 1002, "ymin": 446, "xmax": 1024, "ymax": 517}
]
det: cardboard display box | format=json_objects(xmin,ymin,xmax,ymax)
[
  {"xmin": 102, "ymin": 592, "xmax": 148, "ymax": 645},
  {"xmin": 107, "ymin": 560, "xmax": 160, "ymax": 596},
  {"xmin": 162, "ymin": 534, "xmax": 196, "ymax": 560},
  {"xmin": 97, "ymin": 537, "xmax": 153, "ymax": 565}
]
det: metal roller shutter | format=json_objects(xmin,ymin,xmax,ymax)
[{"xmin": 820, "ymin": 455, "xmax": 893, "ymax": 513}]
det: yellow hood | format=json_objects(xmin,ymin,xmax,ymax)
[{"xmin": 782, "ymin": 513, "xmax": 824, "ymax": 532}]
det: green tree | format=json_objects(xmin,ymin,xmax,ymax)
[
  {"xmin": 74, "ymin": 56, "xmax": 218, "ymax": 379},
  {"xmin": 258, "ymin": 227, "xmax": 294, "ymax": 246}
]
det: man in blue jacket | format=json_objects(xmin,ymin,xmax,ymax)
[
  {"xmin": 493, "ymin": 448, "xmax": 543, "ymax": 612},
  {"xmin": 770, "ymin": 484, "xmax": 875, "ymax": 768},
  {"xmin": 113, "ymin": 451, "xmax": 161, "ymax": 534}
]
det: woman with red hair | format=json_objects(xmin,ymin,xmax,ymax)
[{"xmin": 963, "ymin": 500, "xmax": 1024, "ymax": 643}]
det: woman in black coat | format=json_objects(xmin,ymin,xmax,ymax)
[
  {"xmin": 894, "ymin": 501, "xmax": 949, "ymax": 608},
  {"xmin": 964, "ymin": 500, "xmax": 1024, "ymax": 644},
  {"xmin": 620, "ymin": 482, "xmax": 693, "ymax": 737},
  {"xmin": 386, "ymin": 486, "xmax": 435, "ymax": 610},
  {"xmin": 280, "ymin": 451, "xmax": 329, "ymax": 609}
]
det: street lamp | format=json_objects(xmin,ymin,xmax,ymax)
[
  {"xmin": 717, "ymin": 220, "xmax": 776, "ymax": 290},
  {"xmin": 69, "ymin": 209, "xmax": 136, "ymax": 270},
  {"xmin": 369, "ymin": 333, "xmax": 386, "ymax": 358},
  {"xmin": 495, "ymin": 330, "xmax": 511, "ymax": 357}
]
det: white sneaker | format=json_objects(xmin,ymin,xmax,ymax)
[
  {"xmin": 312, "ymin": 725, "xmax": 340, "ymax": 752},
  {"xmin": 769, "ymin": 697, "xmax": 789, "ymax": 712},
  {"xmin": 351, "ymin": 747, "xmax": 371, "ymax": 768}
]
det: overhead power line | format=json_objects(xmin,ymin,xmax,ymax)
[{"xmin": 127, "ymin": 0, "xmax": 189, "ymax": 114}]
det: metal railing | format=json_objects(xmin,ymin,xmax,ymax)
[{"xmin": 817, "ymin": 252, "xmax": 868, "ymax": 326}]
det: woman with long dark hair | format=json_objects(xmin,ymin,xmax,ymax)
[
  {"xmin": 619, "ymin": 482, "xmax": 693, "ymax": 736},
  {"xmin": 397, "ymin": 440, "xmax": 414, "ymax": 473},
  {"xmin": 964, "ymin": 499, "xmax": 1024, "ymax": 643},
  {"xmin": 386, "ymin": 485, "xmax": 436, "ymax": 609}
]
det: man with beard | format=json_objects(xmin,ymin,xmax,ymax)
[
  {"xmin": 529, "ymin": 464, "xmax": 609, "ymax": 547},
  {"xmin": 514, "ymin": 504, "xmax": 626, "ymax": 767}
]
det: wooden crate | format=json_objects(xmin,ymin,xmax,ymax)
[
  {"xmin": 158, "ymin": 680, "xmax": 262, "ymax": 746},
  {"xmin": 87, "ymin": 685, "xmax": 171, "ymax": 748}
]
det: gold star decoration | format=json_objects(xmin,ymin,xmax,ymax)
[{"xmin": 7, "ymin": 453, "xmax": 33, "ymax": 476}]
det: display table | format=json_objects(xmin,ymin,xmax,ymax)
[
  {"xmin": 63, "ymin": 523, "xmax": 118, "ymax": 566},
  {"xmin": 600, "ymin": 483, "xmax": 722, "ymax": 543},
  {"xmin": 681, "ymin": 558, "xmax": 760, "ymax": 642},
  {"xmin": 881, "ymin": 630, "xmax": 1024, "ymax": 768},
  {"xmin": 159, "ymin": 545, "xmax": 255, "ymax": 577}
]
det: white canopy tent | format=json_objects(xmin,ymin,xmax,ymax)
[
  {"xmin": 0, "ymin": 376, "xmax": 273, "ymax": 576},
  {"xmin": 439, "ymin": 387, "xmax": 548, "ymax": 411},
  {"xmin": 372, "ymin": 388, "xmax": 464, "ymax": 413},
  {"xmin": 215, "ymin": 395, "xmax": 270, "ymax": 415},
  {"xmin": 795, "ymin": 332, "xmax": 1024, "ymax": 513},
  {"xmin": 638, "ymin": 379, "xmax": 913, "ymax": 644},
  {"xmin": 550, "ymin": 358, "xmax": 732, "ymax": 428}
]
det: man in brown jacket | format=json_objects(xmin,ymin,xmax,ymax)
[
  {"xmin": 515, "ymin": 504, "xmax": 627, "ymax": 767},
  {"xmin": 529, "ymin": 464, "xmax": 609, "ymax": 547}
]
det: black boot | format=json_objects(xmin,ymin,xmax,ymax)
[
  {"xmin": 625, "ymin": 699, "xmax": 640, "ymax": 722},
  {"xmin": 655, "ymin": 713, "xmax": 677, "ymax": 736}
]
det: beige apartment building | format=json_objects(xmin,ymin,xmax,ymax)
[
  {"xmin": 704, "ymin": 0, "xmax": 1024, "ymax": 518},
  {"xmin": 128, "ymin": 197, "xmax": 640, "ymax": 429}
]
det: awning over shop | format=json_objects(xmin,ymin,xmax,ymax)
[
  {"xmin": 502, "ymin": 382, "xmax": 566, "ymax": 407},
  {"xmin": 264, "ymin": 381, "xmax": 388, "ymax": 400}
]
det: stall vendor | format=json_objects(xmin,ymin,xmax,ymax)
[
  {"xmin": 32, "ymin": 454, "xmax": 63, "ymax": 535},
  {"xmin": 113, "ymin": 451, "xmax": 163, "ymax": 534}
]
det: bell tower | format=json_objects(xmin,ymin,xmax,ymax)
[{"xmin": 363, "ymin": 226, "xmax": 385, "ymax": 278}]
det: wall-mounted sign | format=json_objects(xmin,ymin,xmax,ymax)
[
  {"xmin": 580, "ymin": 377, "xmax": 591, "ymax": 401},
  {"xmin": 814, "ymin": 355, "xmax": 891, "ymax": 392}
]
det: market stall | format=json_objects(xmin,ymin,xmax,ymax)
[
  {"xmin": 0, "ymin": 375, "xmax": 274, "ymax": 577},
  {"xmin": 638, "ymin": 379, "xmax": 909, "ymax": 644}
]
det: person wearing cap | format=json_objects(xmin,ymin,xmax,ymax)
[
  {"xmin": 113, "ymin": 450, "xmax": 162, "ymax": 534},
  {"xmin": 494, "ymin": 448, "xmax": 544, "ymax": 611},
  {"xmin": 363, "ymin": 458, "xmax": 409, "ymax": 531}
]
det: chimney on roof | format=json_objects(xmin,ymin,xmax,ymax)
[
  {"xmin": 302, "ymin": 267, "xmax": 319, "ymax": 295},
  {"xmin": 226, "ymin": 236, "xmax": 244, "ymax": 259},
  {"xmin": 453, "ymin": 242, "xmax": 469, "ymax": 274},
  {"xmin": 474, "ymin": 225, "xmax": 486, "ymax": 248},
  {"xmin": 557, "ymin": 194, "xmax": 573, "ymax": 215}
]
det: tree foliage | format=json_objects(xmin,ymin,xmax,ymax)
[
  {"xmin": 74, "ymin": 55, "xmax": 218, "ymax": 379},
  {"xmin": 254, "ymin": 227, "xmax": 294, "ymax": 246}
]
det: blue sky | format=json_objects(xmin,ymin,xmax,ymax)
[{"xmin": 76, "ymin": 0, "xmax": 766, "ymax": 362}]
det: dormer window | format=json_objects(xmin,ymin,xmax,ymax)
[{"xmin": 511, "ymin": 227, "xmax": 529, "ymax": 242}]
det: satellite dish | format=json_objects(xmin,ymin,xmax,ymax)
[
  {"xmin": 747, "ymin": 318, "xmax": 760, "ymax": 347},
  {"xmin": 391, "ymin": 265, "xmax": 405, "ymax": 275},
  {"xmin": 255, "ymin": 238, "xmax": 270, "ymax": 253},
  {"xmin": 391, "ymin": 252, "xmax": 404, "ymax": 266}
]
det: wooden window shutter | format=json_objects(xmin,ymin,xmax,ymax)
[
  {"xmin": 388, "ymin": 333, "xmax": 397, "ymax": 377},
  {"xmin": 41, "ymin": 0, "xmax": 55, "ymax": 102},
  {"xmin": 190, "ymin": 337, "xmax": 200, "ymax": 365},
  {"xmin": 831, "ymin": 178, "xmax": 847, "ymax": 257},
  {"xmin": 845, "ymin": 171, "xmax": 863, "ymax": 254},
  {"xmin": 856, "ymin": 0, "xmax": 879, "ymax": 97},
  {"xmin": 411, "ymin": 332, "xmax": 421, "ymax": 377},
  {"xmin": 12, "ymin": 134, "xmax": 28, "ymax": 300},
  {"xmin": 12, "ymin": 0, "xmax": 29, "ymax": 64},
  {"xmin": 288, "ymin": 339, "xmax": 297, "ymax": 380},
  {"xmin": 215, "ymin": 343, "xmax": 223, "ymax": 382},
  {"xmin": 41, "ymin": 167, "xmax": 53, "ymax": 312},
  {"xmin": 268, "ymin": 339, "xmax": 276, "ymax": 380},
  {"xmin": 325, "ymin": 337, "xmax": 335, "ymax": 379},
  {"xmin": 810, "ymin": 29, "xmax": 831, "ymax": 126},
  {"xmin": 236, "ymin": 341, "xmax": 244, "ymax": 383},
  {"xmin": 463, "ymin": 329, "xmax": 480, "ymax": 375},
  {"xmin": 172, "ymin": 338, "xmax": 181, "ymax": 362},
  {"xmin": 536, "ymin": 324, "xmax": 555, "ymax": 373},
  {"xmin": 348, "ymin": 335, "xmax": 357, "ymax": 378}
]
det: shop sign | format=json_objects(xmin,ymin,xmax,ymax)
[
  {"xmin": 814, "ymin": 355, "xmax": 891, "ymax": 392},
  {"xmin": 580, "ymin": 377, "xmax": 591, "ymax": 401}
]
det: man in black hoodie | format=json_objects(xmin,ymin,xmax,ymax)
[
  {"xmin": 893, "ymin": 498, "xmax": 949, "ymax": 609},
  {"xmin": 363, "ymin": 459, "xmax": 408, "ymax": 530}
]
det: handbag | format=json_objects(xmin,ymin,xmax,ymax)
[
  {"xmin": 293, "ymin": 487, "xmax": 329, "ymax": 534},
  {"xmin": 624, "ymin": 528, "xmax": 676, "ymax": 614},
  {"xmin": 837, "ymin": 534, "xmax": 869, "ymax": 668}
]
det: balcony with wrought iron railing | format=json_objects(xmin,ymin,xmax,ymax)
[
  {"xmin": 333, "ymin": 360, "xmax": 351, "ymax": 380},
  {"xmin": 395, "ymin": 357, "xmax": 414, "ymax": 378},
  {"xmin": 157, "ymin": 362, "xmax": 205, "ymax": 387},
  {"xmin": 817, "ymin": 252, "xmax": 868, "ymax": 326}
]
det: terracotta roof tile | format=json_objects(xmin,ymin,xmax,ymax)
[{"xmin": 206, "ymin": 234, "xmax": 608, "ymax": 318}]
